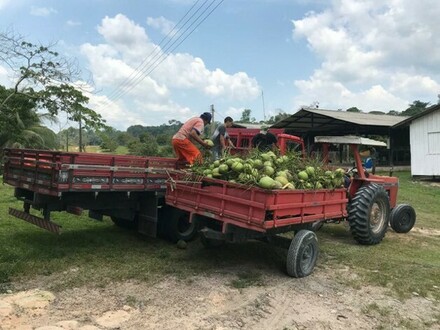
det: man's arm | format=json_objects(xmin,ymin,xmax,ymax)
[{"xmin": 190, "ymin": 129, "xmax": 210, "ymax": 147}]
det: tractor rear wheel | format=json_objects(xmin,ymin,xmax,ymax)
[
  {"xmin": 348, "ymin": 183, "xmax": 390, "ymax": 245},
  {"xmin": 286, "ymin": 230, "xmax": 318, "ymax": 278},
  {"xmin": 390, "ymin": 204, "xmax": 416, "ymax": 233}
]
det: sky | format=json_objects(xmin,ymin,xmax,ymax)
[{"xmin": 1, "ymin": 0, "xmax": 440, "ymax": 131}]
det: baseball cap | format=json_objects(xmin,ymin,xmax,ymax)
[{"xmin": 200, "ymin": 112, "xmax": 212, "ymax": 124}]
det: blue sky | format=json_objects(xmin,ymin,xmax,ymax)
[{"xmin": 1, "ymin": 0, "xmax": 440, "ymax": 130}]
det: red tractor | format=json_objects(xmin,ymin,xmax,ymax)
[{"xmin": 313, "ymin": 135, "xmax": 416, "ymax": 239}]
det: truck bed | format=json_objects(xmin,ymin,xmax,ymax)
[
  {"xmin": 3, "ymin": 148, "xmax": 180, "ymax": 196},
  {"xmin": 166, "ymin": 177, "xmax": 348, "ymax": 233}
]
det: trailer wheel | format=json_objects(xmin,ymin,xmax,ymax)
[
  {"xmin": 348, "ymin": 183, "xmax": 390, "ymax": 245},
  {"xmin": 390, "ymin": 204, "xmax": 416, "ymax": 233},
  {"xmin": 164, "ymin": 207, "xmax": 198, "ymax": 243},
  {"xmin": 111, "ymin": 216, "xmax": 138, "ymax": 230},
  {"xmin": 310, "ymin": 221, "xmax": 324, "ymax": 232},
  {"xmin": 286, "ymin": 230, "xmax": 318, "ymax": 278}
]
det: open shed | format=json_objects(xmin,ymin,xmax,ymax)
[
  {"xmin": 271, "ymin": 108, "xmax": 410, "ymax": 166},
  {"xmin": 393, "ymin": 105, "xmax": 440, "ymax": 177}
]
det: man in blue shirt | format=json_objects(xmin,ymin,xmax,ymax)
[{"xmin": 211, "ymin": 116, "xmax": 234, "ymax": 160}]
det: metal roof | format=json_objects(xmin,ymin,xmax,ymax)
[
  {"xmin": 393, "ymin": 104, "xmax": 440, "ymax": 128},
  {"xmin": 271, "ymin": 108, "xmax": 409, "ymax": 135},
  {"xmin": 314, "ymin": 135, "xmax": 387, "ymax": 146}
]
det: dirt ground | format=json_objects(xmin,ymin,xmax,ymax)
[{"xmin": 1, "ymin": 266, "xmax": 439, "ymax": 330}]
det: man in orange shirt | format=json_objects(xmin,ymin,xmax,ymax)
[{"xmin": 172, "ymin": 112, "xmax": 212, "ymax": 164}]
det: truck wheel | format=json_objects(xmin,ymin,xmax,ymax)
[
  {"xmin": 348, "ymin": 183, "xmax": 390, "ymax": 245},
  {"xmin": 286, "ymin": 230, "xmax": 318, "ymax": 278},
  {"xmin": 111, "ymin": 216, "xmax": 137, "ymax": 230},
  {"xmin": 164, "ymin": 207, "xmax": 198, "ymax": 243},
  {"xmin": 390, "ymin": 204, "xmax": 416, "ymax": 233}
]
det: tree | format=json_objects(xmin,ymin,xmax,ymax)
[
  {"xmin": 266, "ymin": 110, "xmax": 290, "ymax": 124},
  {"xmin": 346, "ymin": 107, "xmax": 361, "ymax": 113},
  {"xmin": 239, "ymin": 109, "xmax": 252, "ymax": 123},
  {"xmin": 0, "ymin": 86, "xmax": 58, "ymax": 149},
  {"xmin": 0, "ymin": 30, "xmax": 105, "ymax": 138},
  {"xmin": 387, "ymin": 110, "xmax": 399, "ymax": 116},
  {"xmin": 401, "ymin": 100, "xmax": 430, "ymax": 117}
]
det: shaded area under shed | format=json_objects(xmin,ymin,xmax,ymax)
[{"xmin": 271, "ymin": 108, "xmax": 411, "ymax": 166}]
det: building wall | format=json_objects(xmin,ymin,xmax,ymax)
[{"xmin": 410, "ymin": 109, "xmax": 440, "ymax": 176}]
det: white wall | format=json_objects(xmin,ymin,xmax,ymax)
[{"xmin": 410, "ymin": 109, "xmax": 440, "ymax": 176}]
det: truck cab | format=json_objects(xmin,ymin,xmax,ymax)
[{"xmin": 226, "ymin": 128, "xmax": 305, "ymax": 156}]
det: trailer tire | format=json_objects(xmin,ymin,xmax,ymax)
[
  {"xmin": 286, "ymin": 230, "xmax": 318, "ymax": 278},
  {"xmin": 310, "ymin": 221, "xmax": 324, "ymax": 232},
  {"xmin": 111, "ymin": 216, "xmax": 138, "ymax": 230},
  {"xmin": 348, "ymin": 183, "xmax": 390, "ymax": 245},
  {"xmin": 164, "ymin": 207, "xmax": 198, "ymax": 243},
  {"xmin": 390, "ymin": 204, "xmax": 416, "ymax": 233}
]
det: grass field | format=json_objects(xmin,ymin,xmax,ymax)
[{"xmin": 0, "ymin": 172, "xmax": 439, "ymax": 300}]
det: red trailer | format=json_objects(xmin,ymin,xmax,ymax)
[{"xmin": 164, "ymin": 136, "xmax": 417, "ymax": 277}]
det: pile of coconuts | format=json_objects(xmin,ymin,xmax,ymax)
[{"xmin": 191, "ymin": 149, "xmax": 346, "ymax": 190}]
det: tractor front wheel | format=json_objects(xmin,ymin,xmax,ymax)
[
  {"xmin": 390, "ymin": 204, "xmax": 416, "ymax": 233},
  {"xmin": 348, "ymin": 183, "xmax": 390, "ymax": 245}
]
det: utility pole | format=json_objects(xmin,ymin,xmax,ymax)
[
  {"xmin": 262, "ymin": 90, "xmax": 266, "ymax": 122},
  {"xmin": 79, "ymin": 117, "xmax": 83, "ymax": 152},
  {"xmin": 210, "ymin": 104, "xmax": 215, "ymax": 135}
]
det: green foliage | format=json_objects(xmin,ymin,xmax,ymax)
[
  {"xmin": 0, "ymin": 31, "xmax": 105, "ymax": 130},
  {"xmin": 401, "ymin": 100, "xmax": 430, "ymax": 117},
  {"xmin": 346, "ymin": 107, "xmax": 361, "ymax": 112},
  {"xmin": 240, "ymin": 109, "xmax": 252, "ymax": 123},
  {"xmin": 266, "ymin": 110, "xmax": 290, "ymax": 124},
  {"xmin": 99, "ymin": 134, "xmax": 118, "ymax": 152},
  {"xmin": 0, "ymin": 86, "xmax": 58, "ymax": 149},
  {"xmin": 127, "ymin": 135, "xmax": 159, "ymax": 156}
]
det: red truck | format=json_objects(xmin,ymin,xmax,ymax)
[{"xmin": 2, "ymin": 134, "xmax": 415, "ymax": 278}]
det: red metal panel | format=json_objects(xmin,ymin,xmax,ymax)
[
  {"xmin": 3, "ymin": 148, "xmax": 180, "ymax": 195},
  {"xmin": 166, "ymin": 177, "xmax": 348, "ymax": 232}
]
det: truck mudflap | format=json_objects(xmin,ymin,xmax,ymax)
[{"xmin": 8, "ymin": 207, "xmax": 62, "ymax": 234}]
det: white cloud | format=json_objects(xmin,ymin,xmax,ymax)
[
  {"xmin": 0, "ymin": 0, "xmax": 12, "ymax": 10},
  {"xmin": 147, "ymin": 16, "xmax": 175, "ymax": 36},
  {"xmin": 81, "ymin": 14, "xmax": 260, "ymax": 129},
  {"xmin": 292, "ymin": 0, "xmax": 440, "ymax": 112},
  {"xmin": 66, "ymin": 20, "xmax": 82, "ymax": 27},
  {"xmin": 30, "ymin": 6, "xmax": 57, "ymax": 17},
  {"xmin": 0, "ymin": 65, "xmax": 13, "ymax": 87}
]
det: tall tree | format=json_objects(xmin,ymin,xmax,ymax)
[
  {"xmin": 0, "ymin": 86, "xmax": 57, "ymax": 149},
  {"xmin": 401, "ymin": 100, "xmax": 430, "ymax": 117},
  {"xmin": 239, "ymin": 109, "xmax": 252, "ymax": 123},
  {"xmin": 0, "ymin": 30, "xmax": 105, "ymax": 136}
]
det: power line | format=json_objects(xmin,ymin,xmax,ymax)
[
  {"xmin": 95, "ymin": 0, "xmax": 224, "ymax": 113},
  {"xmin": 103, "ymin": 0, "xmax": 208, "ymax": 102}
]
